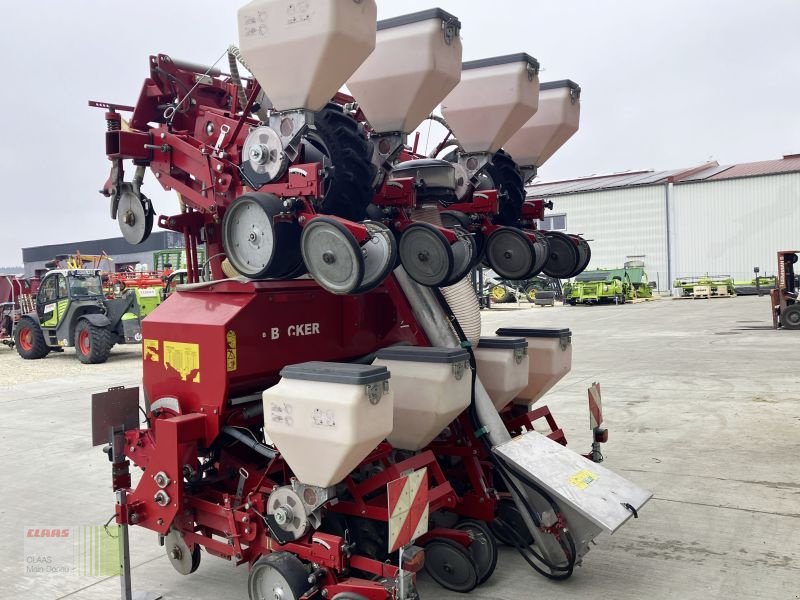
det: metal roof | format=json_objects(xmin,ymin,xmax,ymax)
[
  {"xmin": 529, "ymin": 169, "xmax": 681, "ymax": 196},
  {"xmin": 21, "ymin": 231, "xmax": 185, "ymax": 263},
  {"xmin": 706, "ymin": 155, "xmax": 800, "ymax": 180},
  {"xmin": 529, "ymin": 154, "xmax": 800, "ymax": 196}
]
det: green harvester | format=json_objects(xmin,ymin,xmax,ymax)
[{"xmin": 565, "ymin": 266, "xmax": 653, "ymax": 305}]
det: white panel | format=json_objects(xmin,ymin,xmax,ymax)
[
  {"xmin": 671, "ymin": 174, "xmax": 800, "ymax": 282},
  {"xmin": 542, "ymin": 186, "xmax": 670, "ymax": 289}
]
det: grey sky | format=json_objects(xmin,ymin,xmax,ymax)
[{"xmin": 1, "ymin": 0, "xmax": 798, "ymax": 265}]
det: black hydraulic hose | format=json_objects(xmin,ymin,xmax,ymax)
[{"xmin": 221, "ymin": 426, "xmax": 276, "ymax": 460}]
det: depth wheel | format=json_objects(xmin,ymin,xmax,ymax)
[
  {"xmin": 485, "ymin": 227, "xmax": 539, "ymax": 280},
  {"xmin": 164, "ymin": 530, "xmax": 201, "ymax": 575},
  {"xmin": 117, "ymin": 187, "xmax": 154, "ymax": 245},
  {"xmin": 300, "ymin": 217, "xmax": 365, "ymax": 295},
  {"xmin": 444, "ymin": 227, "xmax": 476, "ymax": 286},
  {"xmin": 398, "ymin": 223, "xmax": 455, "ymax": 287},
  {"xmin": 353, "ymin": 221, "xmax": 396, "ymax": 294},
  {"xmin": 74, "ymin": 320, "xmax": 114, "ymax": 364},
  {"xmin": 781, "ymin": 304, "xmax": 800, "ymax": 329},
  {"xmin": 248, "ymin": 552, "xmax": 311, "ymax": 600},
  {"xmin": 424, "ymin": 537, "xmax": 479, "ymax": 593},
  {"xmin": 542, "ymin": 231, "xmax": 580, "ymax": 279},
  {"xmin": 526, "ymin": 285, "xmax": 538, "ymax": 302},
  {"xmin": 570, "ymin": 236, "xmax": 592, "ymax": 276},
  {"xmin": 455, "ymin": 520, "xmax": 498, "ymax": 585},
  {"xmin": 222, "ymin": 192, "xmax": 304, "ymax": 279},
  {"xmin": 14, "ymin": 317, "xmax": 49, "ymax": 359}
]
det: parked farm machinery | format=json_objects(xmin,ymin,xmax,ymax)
[
  {"xmin": 90, "ymin": 3, "xmax": 650, "ymax": 599},
  {"xmin": 565, "ymin": 265, "xmax": 653, "ymax": 305},
  {"xmin": 13, "ymin": 269, "xmax": 142, "ymax": 363},
  {"xmin": 771, "ymin": 250, "xmax": 799, "ymax": 329},
  {"xmin": 0, "ymin": 275, "xmax": 37, "ymax": 348},
  {"xmin": 674, "ymin": 274, "xmax": 736, "ymax": 298}
]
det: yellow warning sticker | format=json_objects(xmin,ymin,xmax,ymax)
[
  {"xmin": 568, "ymin": 468, "xmax": 598, "ymax": 490},
  {"xmin": 164, "ymin": 341, "xmax": 200, "ymax": 383},
  {"xmin": 226, "ymin": 330, "xmax": 237, "ymax": 372},
  {"xmin": 143, "ymin": 339, "xmax": 159, "ymax": 362}
]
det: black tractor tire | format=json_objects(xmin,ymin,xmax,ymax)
[
  {"xmin": 485, "ymin": 150, "xmax": 526, "ymax": 226},
  {"xmin": 74, "ymin": 319, "xmax": 114, "ymax": 364},
  {"xmin": 14, "ymin": 317, "xmax": 50, "ymax": 359},
  {"xmin": 781, "ymin": 304, "xmax": 800, "ymax": 330},
  {"xmin": 306, "ymin": 103, "xmax": 376, "ymax": 223}
]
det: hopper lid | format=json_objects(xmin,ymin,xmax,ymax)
[
  {"xmin": 281, "ymin": 361, "xmax": 390, "ymax": 385},
  {"xmin": 463, "ymin": 53, "xmax": 539, "ymax": 73},
  {"xmin": 540, "ymin": 79, "xmax": 581, "ymax": 92},
  {"xmin": 477, "ymin": 336, "xmax": 528, "ymax": 350},
  {"xmin": 496, "ymin": 327, "xmax": 572, "ymax": 339},
  {"xmin": 376, "ymin": 345, "xmax": 469, "ymax": 364},
  {"xmin": 378, "ymin": 8, "xmax": 461, "ymax": 31}
]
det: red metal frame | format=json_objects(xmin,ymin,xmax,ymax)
[{"xmin": 93, "ymin": 53, "xmax": 600, "ymax": 599}]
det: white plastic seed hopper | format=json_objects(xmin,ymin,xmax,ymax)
[
  {"xmin": 348, "ymin": 8, "xmax": 462, "ymax": 172},
  {"xmin": 262, "ymin": 362, "xmax": 393, "ymax": 488},
  {"xmin": 496, "ymin": 327, "xmax": 573, "ymax": 406},
  {"xmin": 441, "ymin": 53, "xmax": 540, "ymax": 155},
  {"xmin": 237, "ymin": 0, "xmax": 377, "ymax": 112},
  {"xmin": 349, "ymin": 8, "xmax": 462, "ymax": 134},
  {"xmin": 374, "ymin": 346, "xmax": 471, "ymax": 451},
  {"xmin": 473, "ymin": 337, "xmax": 529, "ymax": 410},
  {"xmin": 504, "ymin": 79, "xmax": 581, "ymax": 182}
]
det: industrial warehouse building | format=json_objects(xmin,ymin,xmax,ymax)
[
  {"xmin": 21, "ymin": 231, "xmax": 188, "ymax": 278},
  {"xmin": 528, "ymin": 154, "xmax": 800, "ymax": 290}
]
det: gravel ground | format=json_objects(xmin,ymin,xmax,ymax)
[{"xmin": 0, "ymin": 343, "xmax": 142, "ymax": 387}]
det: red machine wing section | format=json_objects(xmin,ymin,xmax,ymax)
[{"xmin": 142, "ymin": 276, "xmax": 426, "ymax": 444}]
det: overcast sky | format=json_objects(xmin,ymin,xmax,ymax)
[{"xmin": 1, "ymin": 0, "xmax": 798, "ymax": 265}]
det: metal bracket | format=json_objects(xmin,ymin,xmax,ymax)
[{"xmin": 442, "ymin": 18, "xmax": 460, "ymax": 46}]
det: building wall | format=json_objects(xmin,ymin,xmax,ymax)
[
  {"xmin": 545, "ymin": 185, "xmax": 671, "ymax": 289},
  {"xmin": 671, "ymin": 173, "xmax": 800, "ymax": 281},
  {"xmin": 22, "ymin": 232, "xmax": 186, "ymax": 278},
  {"xmin": 25, "ymin": 251, "xmax": 158, "ymax": 278}
]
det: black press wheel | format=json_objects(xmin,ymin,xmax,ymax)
[
  {"xmin": 454, "ymin": 520, "xmax": 498, "ymax": 585},
  {"xmin": 75, "ymin": 319, "xmax": 114, "ymax": 364},
  {"xmin": 423, "ymin": 537, "xmax": 479, "ymax": 593},
  {"xmin": 304, "ymin": 103, "xmax": 377, "ymax": 222},
  {"xmin": 248, "ymin": 552, "xmax": 311, "ymax": 600},
  {"xmin": 14, "ymin": 317, "xmax": 50, "ymax": 359},
  {"xmin": 781, "ymin": 304, "xmax": 800, "ymax": 329}
]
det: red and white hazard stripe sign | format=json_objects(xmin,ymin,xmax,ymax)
[
  {"xmin": 387, "ymin": 468, "xmax": 429, "ymax": 553},
  {"xmin": 588, "ymin": 382, "xmax": 603, "ymax": 430}
]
